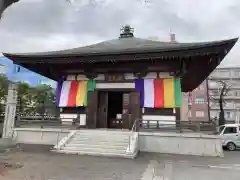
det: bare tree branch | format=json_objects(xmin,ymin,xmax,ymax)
[{"xmin": 208, "ymin": 79, "xmax": 232, "ymax": 125}]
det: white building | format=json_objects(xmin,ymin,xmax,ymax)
[{"xmin": 208, "ymin": 67, "xmax": 240, "ymax": 123}]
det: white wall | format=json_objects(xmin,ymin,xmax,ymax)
[
  {"xmin": 13, "ymin": 128, "xmax": 70, "ymax": 145},
  {"xmin": 142, "ymin": 115, "xmax": 176, "ymax": 125},
  {"xmin": 60, "ymin": 114, "xmax": 86, "ymax": 126},
  {"xmin": 139, "ymin": 132, "xmax": 223, "ymax": 157},
  {"xmin": 96, "ymin": 83, "xmax": 134, "ymax": 89}
]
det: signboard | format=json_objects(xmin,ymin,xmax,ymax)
[{"xmin": 106, "ymin": 74, "xmax": 124, "ymax": 82}]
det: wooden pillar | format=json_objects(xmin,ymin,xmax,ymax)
[
  {"xmin": 97, "ymin": 91, "xmax": 108, "ymax": 128},
  {"xmin": 129, "ymin": 91, "xmax": 141, "ymax": 130},
  {"xmin": 175, "ymin": 108, "xmax": 181, "ymax": 121},
  {"xmin": 175, "ymin": 108, "xmax": 181, "ymax": 130},
  {"xmin": 122, "ymin": 93, "xmax": 130, "ymax": 129},
  {"xmin": 86, "ymin": 91, "xmax": 98, "ymax": 129}
]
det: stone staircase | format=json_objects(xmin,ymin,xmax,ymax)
[{"xmin": 53, "ymin": 130, "xmax": 138, "ymax": 159}]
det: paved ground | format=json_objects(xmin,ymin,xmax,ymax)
[{"xmin": 1, "ymin": 147, "xmax": 240, "ymax": 180}]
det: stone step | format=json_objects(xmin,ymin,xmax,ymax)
[
  {"xmin": 69, "ymin": 141, "xmax": 128, "ymax": 147},
  {"xmin": 70, "ymin": 136, "xmax": 129, "ymax": 142},
  {"xmin": 53, "ymin": 130, "xmax": 138, "ymax": 159},
  {"xmin": 73, "ymin": 134, "xmax": 129, "ymax": 139},
  {"xmin": 69, "ymin": 139, "xmax": 129, "ymax": 146},
  {"xmin": 74, "ymin": 133, "xmax": 130, "ymax": 138},
  {"xmin": 54, "ymin": 149, "xmax": 135, "ymax": 159},
  {"xmin": 62, "ymin": 146, "xmax": 126, "ymax": 154},
  {"xmin": 71, "ymin": 135, "xmax": 129, "ymax": 139},
  {"xmin": 76, "ymin": 129, "xmax": 130, "ymax": 132},
  {"xmin": 75, "ymin": 130, "xmax": 131, "ymax": 136},
  {"xmin": 65, "ymin": 143, "xmax": 127, "ymax": 150}
]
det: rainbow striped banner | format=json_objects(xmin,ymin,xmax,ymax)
[
  {"xmin": 56, "ymin": 78, "xmax": 182, "ymax": 108},
  {"xmin": 135, "ymin": 78, "xmax": 182, "ymax": 108},
  {"xmin": 56, "ymin": 80, "xmax": 96, "ymax": 107}
]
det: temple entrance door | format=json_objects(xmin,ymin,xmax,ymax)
[
  {"xmin": 86, "ymin": 91, "xmax": 98, "ymax": 128},
  {"xmin": 107, "ymin": 91, "xmax": 123, "ymax": 129},
  {"xmin": 97, "ymin": 91, "xmax": 131, "ymax": 129},
  {"xmin": 129, "ymin": 91, "xmax": 141, "ymax": 130},
  {"xmin": 97, "ymin": 91, "xmax": 108, "ymax": 128}
]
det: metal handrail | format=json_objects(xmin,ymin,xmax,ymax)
[
  {"xmin": 127, "ymin": 119, "xmax": 138, "ymax": 154},
  {"xmin": 131, "ymin": 119, "xmax": 138, "ymax": 132}
]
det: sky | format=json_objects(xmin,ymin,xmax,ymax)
[
  {"xmin": 0, "ymin": 58, "xmax": 57, "ymax": 87},
  {"xmin": 0, "ymin": 0, "xmax": 239, "ymax": 67}
]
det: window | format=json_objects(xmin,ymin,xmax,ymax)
[
  {"xmin": 196, "ymin": 111, "xmax": 204, "ymax": 117},
  {"xmin": 224, "ymin": 127, "xmax": 237, "ymax": 134},
  {"xmin": 225, "ymin": 102, "xmax": 233, "ymax": 108},
  {"xmin": 235, "ymin": 103, "xmax": 240, "ymax": 109},
  {"xmin": 225, "ymin": 112, "xmax": 232, "ymax": 119},
  {"xmin": 219, "ymin": 126, "xmax": 225, "ymax": 134},
  {"xmin": 234, "ymin": 71, "xmax": 240, "ymax": 77},
  {"xmin": 195, "ymin": 97, "xmax": 205, "ymax": 104},
  {"xmin": 234, "ymin": 91, "xmax": 240, "ymax": 96},
  {"xmin": 208, "ymin": 81, "xmax": 218, "ymax": 88},
  {"xmin": 210, "ymin": 90, "xmax": 219, "ymax": 96}
]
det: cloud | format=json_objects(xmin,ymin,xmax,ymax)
[{"xmin": 0, "ymin": 0, "xmax": 239, "ymax": 66}]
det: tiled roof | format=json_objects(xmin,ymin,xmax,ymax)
[{"xmin": 3, "ymin": 37, "xmax": 238, "ymax": 58}]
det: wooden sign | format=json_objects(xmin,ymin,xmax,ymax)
[{"xmin": 106, "ymin": 74, "xmax": 124, "ymax": 82}]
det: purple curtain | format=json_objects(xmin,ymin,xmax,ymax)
[
  {"xmin": 134, "ymin": 79, "xmax": 144, "ymax": 108},
  {"xmin": 56, "ymin": 78, "xmax": 63, "ymax": 106}
]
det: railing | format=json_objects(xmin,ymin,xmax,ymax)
[
  {"xmin": 131, "ymin": 118, "xmax": 138, "ymax": 132},
  {"xmin": 139, "ymin": 119, "xmax": 217, "ymax": 133},
  {"xmin": 54, "ymin": 130, "xmax": 77, "ymax": 150},
  {"xmin": 14, "ymin": 115, "xmax": 80, "ymax": 129},
  {"xmin": 127, "ymin": 119, "xmax": 139, "ymax": 155}
]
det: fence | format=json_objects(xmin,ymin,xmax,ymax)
[
  {"xmin": 139, "ymin": 119, "xmax": 218, "ymax": 133},
  {"xmin": 14, "ymin": 114, "xmax": 81, "ymax": 128},
  {"xmin": 0, "ymin": 114, "xmax": 80, "ymax": 132},
  {"xmin": 1, "ymin": 112, "xmax": 219, "ymax": 131}
]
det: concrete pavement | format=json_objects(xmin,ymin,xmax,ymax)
[
  {"xmin": 1, "ymin": 148, "xmax": 240, "ymax": 180},
  {"xmin": 142, "ymin": 152, "xmax": 240, "ymax": 180}
]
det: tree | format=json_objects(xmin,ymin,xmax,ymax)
[
  {"xmin": 17, "ymin": 82, "xmax": 31, "ymax": 114},
  {"xmin": 0, "ymin": 74, "xmax": 8, "ymax": 101},
  {"xmin": 209, "ymin": 80, "xmax": 231, "ymax": 126},
  {"xmin": 0, "ymin": 72, "xmax": 57, "ymax": 115},
  {"xmin": 0, "ymin": 74, "xmax": 8, "ymax": 113},
  {"xmin": 29, "ymin": 84, "xmax": 56, "ymax": 115}
]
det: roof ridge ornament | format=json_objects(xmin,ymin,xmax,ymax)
[{"xmin": 119, "ymin": 25, "xmax": 134, "ymax": 38}]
